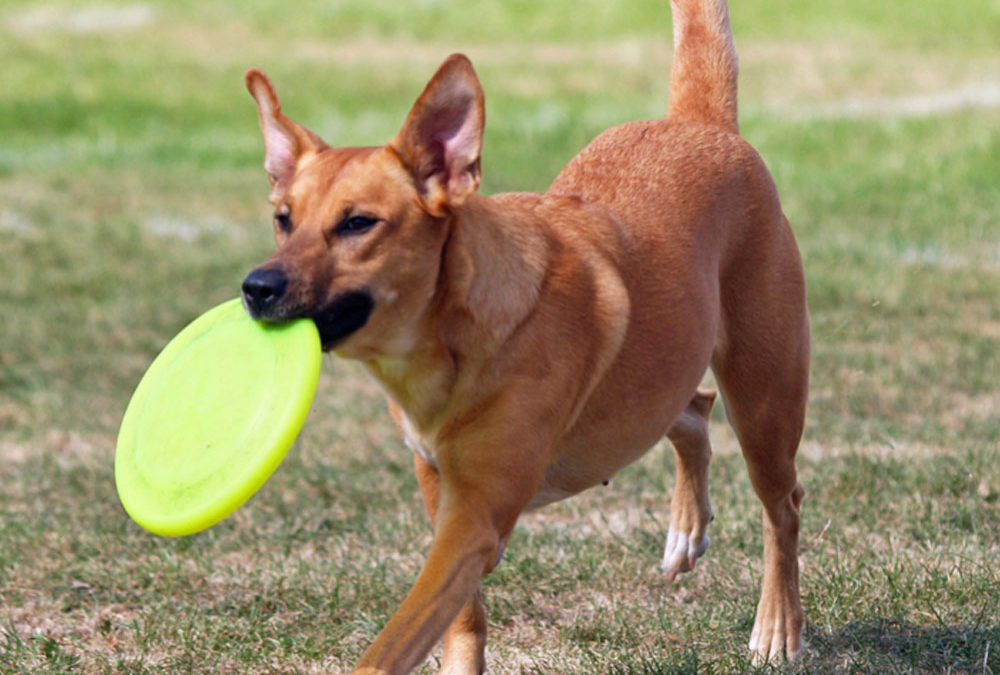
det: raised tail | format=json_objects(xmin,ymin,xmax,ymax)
[{"xmin": 667, "ymin": 0, "xmax": 740, "ymax": 134}]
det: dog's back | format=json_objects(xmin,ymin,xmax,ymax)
[{"xmin": 548, "ymin": 0, "xmax": 753, "ymax": 219}]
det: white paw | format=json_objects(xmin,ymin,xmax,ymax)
[{"xmin": 659, "ymin": 527, "xmax": 710, "ymax": 581}]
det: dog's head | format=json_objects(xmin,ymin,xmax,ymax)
[{"xmin": 241, "ymin": 55, "xmax": 484, "ymax": 356}]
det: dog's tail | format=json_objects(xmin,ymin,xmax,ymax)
[{"xmin": 666, "ymin": 0, "xmax": 739, "ymax": 134}]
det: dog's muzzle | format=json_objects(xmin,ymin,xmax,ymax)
[
  {"xmin": 310, "ymin": 291, "xmax": 374, "ymax": 349},
  {"xmin": 241, "ymin": 267, "xmax": 288, "ymax": 319},
  {"xmin": 241, "ymin": 267, "xmax": 374, "ymax": 350}
]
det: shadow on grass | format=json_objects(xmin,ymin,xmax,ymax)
[
  {"xmin": 572, "ymin": 617, "xmax": 999, "ymax": 674},
  {"xmin": 806, "ymin": 617, "xmax": 999, "ymax": 674}
]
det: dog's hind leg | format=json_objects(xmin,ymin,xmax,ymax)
[
  {"xmin": 714, "ymin": 350, "xmax": 806, "ymax": 663},
  {"xmin": 711, "ymin": 226, "xmax": 810, "ymax": 663},
  {"xmin": 661, "ymin": 388, "xmax": 716, "ymax": 580}
]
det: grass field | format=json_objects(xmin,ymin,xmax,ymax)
[{"xmin": 2, "ymin": 0, "xmax": 999, "ymax": 672}]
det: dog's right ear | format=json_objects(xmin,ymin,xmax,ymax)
[{"xmin": 245, "ymin": 68, "xmax": 325, "ymax": 198}]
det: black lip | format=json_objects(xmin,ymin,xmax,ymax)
[{"xmin": 310, "ymin": 291, "xmax": 374, "ymax": 349}]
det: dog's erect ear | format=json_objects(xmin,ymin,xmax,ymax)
[
  {"xmin": 245, "ymin": 68, "xmax": 325, "ymax": 196},
  {"xmin": 391, "ymin": 54, "xmax": 485, "ymax": 217}
]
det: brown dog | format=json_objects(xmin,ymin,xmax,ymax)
[{"xmin": 240, "ymin": 0, "xmax": 808, "ymax": 671}]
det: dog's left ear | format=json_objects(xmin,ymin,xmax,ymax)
[
  {"xmin": 245, "ymin": 68, "xmax": 326, "ymax": 199},
  {"xmin": 391, "ymin": 54, "xmax": 485, "ymax": 217}
]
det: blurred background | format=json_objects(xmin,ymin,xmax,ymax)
[{"xmin": 1, "ymin": 1, "xmax": 998, "ymax": 672}]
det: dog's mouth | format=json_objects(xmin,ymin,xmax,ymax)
[{"xmin": 310, "ymin": 290, "xmax": 374, "ymax": 350}]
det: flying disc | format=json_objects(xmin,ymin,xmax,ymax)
[{"xmin": 115, "ymin": 298, "xmax": 321, "ymax": 537}]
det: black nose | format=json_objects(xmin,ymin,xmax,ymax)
[{"xmin": 241, "ymin": 267, "xmax": 288, "ymax": 318}]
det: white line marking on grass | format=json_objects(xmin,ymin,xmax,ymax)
[
  {"xmin": 143, "ymin": 215, "xmax": 223, "ymax": 242},
  {"xmin": 142, "ymin": 215, "xmax": 254, "ymax": 243},
  {"xmin": 798, "ymin": 81, "xmax": 1000, "ymax": 120},
  {"xmin": 6, "ymin": 3, "xmax": 156, "ymax": 35},
  {"xmin": 898, "ymin": 245, "xmax": 999, "ymax": 270}
]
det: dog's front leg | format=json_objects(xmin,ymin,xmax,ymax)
[
  {"xmin": 353, "ymin": 451, "xmax": 534, "ymax": 675},
  {"xmin": 413, "ymin": 453, "xmax": 488, "ymax": 674},
  {"xmin": 352, "ymin": 507, "xmax": 496, "ymax": 674}
]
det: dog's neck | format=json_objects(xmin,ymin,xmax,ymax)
[
  {"xmin": 365, "ymin": 192, "xmax": 551, "ymax": 435},
  {"xmin": 442, "ymin": 193, "xmax": 548, "ymax": 339}
]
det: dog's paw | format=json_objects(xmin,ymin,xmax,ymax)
[
  {"xmin": 748, "ymin": 594, "xmax": 804, "ymax": 665},
  {"xmin": 659, "ymin": 527, "xmax": 710, "ymax": 581}
]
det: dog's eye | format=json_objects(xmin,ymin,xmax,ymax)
[
  {"xmin": 336, "ymin": 214, "xmax": 379, "ymax": 236},
  {"xmin": 274, "ymin": 208, "xmax": 292, "ymax": 234}
]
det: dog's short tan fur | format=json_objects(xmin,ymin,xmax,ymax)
[{"xmin": 240, "ymin": 0, "xmax": 808, "ymax": 671}]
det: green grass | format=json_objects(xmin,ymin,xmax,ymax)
[{"xmin": 2, "ymin": 0, "xmax": 999, "ymax": 672}]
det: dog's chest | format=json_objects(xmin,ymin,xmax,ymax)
[{"xmin": 400, "ymin": 413, "xmax": 438, "ymax": 468}]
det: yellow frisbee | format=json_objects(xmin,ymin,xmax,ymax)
[{"xmin": 115, "ymin": 298, "xmax": 321, "ymax": 537}]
